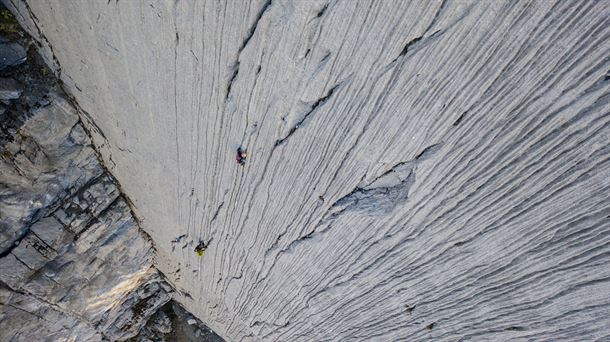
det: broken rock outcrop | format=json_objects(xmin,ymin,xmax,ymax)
[
  {"xmin": 0, "ymin": 92, "xmax": 172, "ymax": 340},
  {"xmin": 0, "ymin": 20, "xmax": 174, "ymax": 341}
]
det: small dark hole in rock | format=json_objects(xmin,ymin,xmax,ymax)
[{"xmin": 506, "ymin": 326, "xmax": 525, "ymax": 331}]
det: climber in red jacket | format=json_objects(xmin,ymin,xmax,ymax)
[{"xmin": 236, "ymin": 147, "xmax": 247, "ymax": 166}]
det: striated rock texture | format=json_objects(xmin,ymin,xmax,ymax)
[{"xmin": 5, "ymin": 0, "xmax": 610, "ymax": 341}]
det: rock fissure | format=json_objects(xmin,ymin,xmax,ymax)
[{"xmin": 275, "ymin": 81, "xmax": 342, "ymax": 147}]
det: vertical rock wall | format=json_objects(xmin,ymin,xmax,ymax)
[
  {"xmin": 0, "ymin": 13, "xmax": 174, "ymax": 341},
  {"xmin": 4, "ymin": 0, "xmax": 610, "ymax": 341}
]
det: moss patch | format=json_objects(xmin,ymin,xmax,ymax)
[{"xmin": 0, "ymin": 7, "xmax": 20, "ymax": 38}]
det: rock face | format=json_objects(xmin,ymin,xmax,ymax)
[
  {"xmin": 129, "ymin": 300, "xmax": 223, "ymax": 342},
  {"xmin": 0, "ymin": 12, "xmax": 220, "ymax": 341},
  {"xmin": 4, "ymin": 0, "xmax": 610, "ymax": 341},
  {"xmin": 0, "ymin": 31, "xmax": 172, "ymax": 339}
]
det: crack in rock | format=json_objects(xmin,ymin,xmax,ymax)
[
  {"xmin": 275, "ymin": 81, "xmax": 342, "ymax": 147},
  {"xmin": 225, "ymin": 0, "xmax": 272, "ymax": 101},
  {"xmin": 328, "ymin": 143, "xmax": 443, "ymax": 217}
]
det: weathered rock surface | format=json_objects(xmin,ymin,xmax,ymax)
[
  {"xmin": 0, "ymin": 89, "xmax": 172, "ymax": 340},
  {"xmin": 129, "ymin": 300, "xmax": 223, "ymax": 342},
  {"xmin": 0, "ymin": 20, "xmax": 183, "ymax": 341},
  {"xmin": 0, "ymin": 76, "xmax": 22, "ymax": 100},
  {"xmin": 4, "ymin": 0, "xmax": 610, "ymax": 341},
  {"xmin": 0, "ymin": 39, "xmax": 25, "ymax": 71}
]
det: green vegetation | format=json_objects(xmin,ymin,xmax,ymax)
[{"xmin": 0, "ymin": 7, "xmax": 19, "ymax": 38}]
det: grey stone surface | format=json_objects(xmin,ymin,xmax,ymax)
[
  {"xmin": 29, "ymin": 216, "xmax": 67, "ymax": 249},
  {"xmin": 129, "ymin": 301, "xmax": 224, "ymax": 342},
  {"xmin": 0, "ymin": 40, "xmax": 26, "ymax": 71},
  {"xmin": 0, "ymin": 18, "xmax": 177, "ymax": 340},
  {"xmin": 0, "ymin": 91, "xmax": 173, "ymax": 340},
  {"xmin": 0, "ymin": 93, "xmax": 102, "ymax": 254},
  {"xmin": 4, "ymin": 0, "xmax": 610, "ymax": 341},
  {"xmin": 0, "ymin": 77, "xmax": 22, "ymax": 100},
  {"xmin": 0, "ymin": 285, "xmax": 103, "ymax": 341}
]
